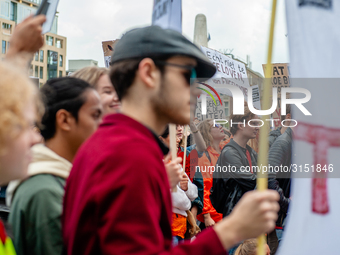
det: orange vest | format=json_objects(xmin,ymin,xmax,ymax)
[{"xmin": 197, "ymin": 139, "xmax": 230, "ymax": 224}]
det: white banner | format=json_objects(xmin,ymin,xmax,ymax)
[
  {"xmin": 278, "ymin": 1, "xmax": 340, "ymax": 255},
  {"xmin": 152, "ymin": 0, "xmax": 182, "ymax": 33},
  {"xmin": 200, "ymin": 46, "xmax": 250, "ymax": 99}
]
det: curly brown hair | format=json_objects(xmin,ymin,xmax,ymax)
[{"xmin": 0, "ymin": 62, "xmax": 43, "ymax": 154}]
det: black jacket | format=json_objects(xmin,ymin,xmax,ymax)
[
  {"xmin": 269, "ymin": 127, "xmax": 282, "ymax": 148},
  {"xmin": 211, "ymin": 139, "xmax": 290, "ymax": 218}
]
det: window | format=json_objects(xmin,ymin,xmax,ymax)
[
  {"xmin": 29, "ymin": 65, "xmax": 33, "ymax": 76},
  {"xmin": 35, "ymin": 52, "xmax": 39, "ymax": 61},
  {"xmin": 10, "ymin": 2, "xmax": 17, "ymax": 22},
  {"xmin": 2, "ymin": 23, "xmax": 11, "ymax": 30},
  {"xmin": 1, "ymin": 2, "xmax": 10, "ymax": 18},
  {"xmin": 59, "ymin": 71, "xmax": 62, "ymax": 77},
  {"xmin": 35, "ymin": 66, "xmax": 38, "ymax": 78},
  {"xmin": 40, "ymin": 50, "xmax": 44, "ymax": 62},
  {"xmin": 47, "ymin": 50, "xmax": 58, "ymax": 79},
  {"xmin": 40, "ymin": 67, "xmax": 43, "ymax": 79},
  {"xmin": 59, "ymin": 55, "xmax": 63, "ymax": 67},
  {"xmin": 7, "ymin": 42, "xmax": 10, "ymax": 50},
  {"xmin": 2, "ymin": 40, "xmax": 6, "ymax": 54},
  {"xmin": 46, "ymin": 36, "xmax": 53, "ymax": 46},
  {"xmin": 224, "ymin": 101, "xmax": 229, "ymax": 117},
  {"xmin": 47, "ymin": 50, "xmax": 58, "ymax": 65},
  {"xmin": 55, "ymin": 38, "xmax": 63, "ymax": 48}
]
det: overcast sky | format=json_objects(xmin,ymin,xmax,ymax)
[{"xmin": 57, "ymin": 0, "xmax": 289, "ymax": 75}]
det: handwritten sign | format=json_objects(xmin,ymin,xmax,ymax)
[
  {"xmin": 201, "ymin": 46, "xmax": 249, "ymax": 86},
  {"xmin": 262, "ymin": 63, "xmax": 290, "ymax": 87},
  {"xmin": 262, "ymin": 63, "xmax": 290, "ymax": 128},
  {"xmin": 195, "ymin": 96, "xmax": 225, "ymax": 121},
  {"xmin": 251, "ymin": 85, "xmax": 261, "ymax": 110},
  {"xmin": 102, "ymin": 40, "xmax": 119, "ymax": 68},
  {"xmin": 152, "ymin": 0, "xmax": 182, "ymax": 33}
]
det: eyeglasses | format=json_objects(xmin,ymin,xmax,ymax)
[
  {"xmin": 212, "ymin": 124, "xmax": 222, "ymax": 128},
  {"xmin": 154, "ymin": 61, "xmax": 197, "ymax": 85}
]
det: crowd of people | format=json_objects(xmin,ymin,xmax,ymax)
[{"xmin": 0, "ymin": 15, "xmax": 295, "ymax": 255}]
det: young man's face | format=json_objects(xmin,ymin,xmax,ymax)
[
  {"xmin": 238, "ymin": 117, "xmax": 260, "ymax": 140},
  {"xmin": 152, "ymin": 56, "xmax": 197, "ymax": 125},
  {"xmin": 68, "ymin": 90, "xmax": 103, "ymax": 153}
]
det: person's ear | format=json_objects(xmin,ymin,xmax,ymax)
[
  {"xmin": 55, "ymin": 109, "xmax": 75, "ymax": 132},
  {"xmin": 138, "ymin": 58, "xmax": 161, "ymax": 90}
]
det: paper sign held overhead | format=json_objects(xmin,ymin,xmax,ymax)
[
  {"xmin": 35, "ymin": 0, "xmax": 60, "ymax": 34},
  {"xmin": 152, "ymin": 0, "xmax": 182, "ymax": 33},
  {"xmin": 102, "ymin": 40, "xmax": 119, "ymax": 68}
]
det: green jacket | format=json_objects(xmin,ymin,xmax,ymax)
[
  {"xmin": 7, "ymin": 144, "xmax": 71, "ymax": 255},
  {"xmin": 9, "ymin": 174, "xmax": 65, "ymax": 255}
]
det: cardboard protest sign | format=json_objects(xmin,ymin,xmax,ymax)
[
  {"xmin": 195, "ymin": 95, "xmax": 225, "ymax": 122},
  {"xmin": 251, "ymin": 85, "xmax": 261, "ymax": 110},
  {"xmin": 262, "ymin": 63, "xmax": 290, "ymax": 128},
  {"xmin": 152, "ymin": 0, "xmax": 182, "ymax": 33},
  {"xmin": 102, "ymin": 40, "xmax": 119, "ymax": 68},
  {"xmin": 35, "ymin": 0, "xmax": 60, "ymax": 34},
  {"xmin": 262, "ymin": 63, "xmax": 290, "ymax": 87},
  {"xmin": 200, "ymin": 46, "xmax": 250, "ymax": 98}
]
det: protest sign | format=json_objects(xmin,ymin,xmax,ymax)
[
  {"xmin": 152, "ymin": 0, "xmax": 182, "ymax": 33},
  {"xmin": 200, "ymin": 46, "xmax": 250, "ymax": 98},
  {"xmin": 262, "ymin": 63, "xmax": 290, "ymax": 128},
  {"xmin": 102, "ymin": 40, "xmax": 119, "ymax": 68},
  {"xmin": 251, "ymin": 85, "xmax": 261, "ymax": 110},
  {"xmin": 262, "ymin": 63, "xmax": 290, "ymax": 87},
  {"xmin": 195, "ymin": 96, "xmax": 225, "ymax": 121},
  {"xmin": 35, "ymin": 0, "xmax": 60, "ymax": 34}
]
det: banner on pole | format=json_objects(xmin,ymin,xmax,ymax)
[
  {"xmin": 152, "ymin": 0, "xmax": 182, "ymax": 33},
  {"xmin": 200, "ymin": 46, "xmax": 250, "ymax": 99}
]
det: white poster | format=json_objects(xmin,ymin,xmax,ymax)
[
  {"xmin": 195, "ymin": 96, "xmax": 225, "ymax": 122},
  {"xmin": 36, "ymin": 0, "xmax": 60, "ymax": 34},
  {"xmin": 251, "ymin": 85, "xmax": 261, "ymax": 110},
  {"xmin": 152, "ymin": 0, "xmax": 182, "ymax": 33},
  {"xmin": 277, "ymin": 1, "xmax": 340, "ymax": 255},
  {"xmin": 200, "ymin": 46, "xmax": 250, "ymax": 99}
]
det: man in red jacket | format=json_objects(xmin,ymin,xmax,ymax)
[{"xmin": 62, "ymin": 26, "xmax": 279, "ymax": 255}]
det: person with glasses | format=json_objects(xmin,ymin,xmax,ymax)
[{"xmin": 62, "ymin": 26, "xmax": 280, "ymax": 255}]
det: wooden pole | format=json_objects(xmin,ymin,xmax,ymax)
[
  {"xmin": 182, "ymin": 126, "xmax": 188, "ymax": 172},
  {"xmin": 257, "ymin": 0, "xmax": 277, "ymax": 255},
  {"xmin": 169, "ymin": 124, "xmax": 177, "ymax": 192}
]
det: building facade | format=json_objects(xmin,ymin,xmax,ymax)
[
  {"xmin": 0, "ymin": 0, "xmax": 66, "ymax": 87},
  {"xmin": 67, "ymin": 59, "xmax": 98, "ymax": 75}
]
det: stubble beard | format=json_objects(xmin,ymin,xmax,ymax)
[{"xmin": 151, "ymin": 79, "xmax": 189, "ymax": 126}]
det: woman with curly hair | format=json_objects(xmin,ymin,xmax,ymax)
[{"xmin": 0, "ymin": 62, "xmax": 42, "ymax": 185}]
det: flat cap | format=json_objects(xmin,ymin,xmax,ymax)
[{"xmin": 111, "ymin": 26, "xmax": 216, "ymax": 80}]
